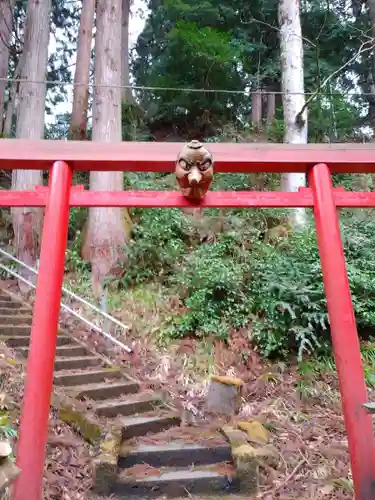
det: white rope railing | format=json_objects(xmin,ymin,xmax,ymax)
[
  {"xmin": 0, "ymin": 248, "xmax": 130, "ymax": 331},
  {"xmin": 0, "ymin": 254, "xmax": 132, "ymax": 354}
]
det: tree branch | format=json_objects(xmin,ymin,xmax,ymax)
[
  {"xmin": 297, "ymin": 39, "xmax": 375, "ymax": 123},
  {"xmin": 240, "ymin": 14, "xmax": 316, "ymax": 48},
  {"xmin": 0, "ymin": 30, "xmax": 22, "ymax": 55}
]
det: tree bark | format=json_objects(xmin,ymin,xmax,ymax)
[
  {"xmin": 121, "ymin": 0, "xmax": 133, "ymax": 104},
  {"xmin": 69, "ymin": 0, "xmax": 95, "ymax": 140},
  {"xmin": 11, "ymin": 0, "xmax": 51, "ymax": 292},
  {"xmin": 278, "ymin": 0, "xmax": 307, "ymax": 228},
  {"xmin": 265, "ymin": 92, "xmax": 276, "ymax": 124},
  {"xmin": 86, "ymin": 0, "xmax": 130, "ymax": 299},
  {"xmin": 251, "ymin": 90, "xmax": 262, "ymax": 126},
  {"xmin": 0, "ymin": 0, "xmax": 13, "ymax": 134},
  {"xmin": 366, "ymin": 0, "xmax": 375, "ymax": 131},
  {"xmin": 3, "ymin": 54, "xmax": 24, "ymax": 138}
]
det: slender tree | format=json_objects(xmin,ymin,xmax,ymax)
[
  {"xmin": 365, "ymin": 0, "xmax": 375, "ymax": 131},
  {"xmin": 85, "ymin": 0, "xmax": 130, "ymax": 299},
  {"xmin": 69, "ymin": 0, "xmax": 95, "ymax": 140},
  {"xmin": 251, "ymin": 90, "xmax": 262, "ymax": 127},
  {"xmin": 0, "ymin": 0, "xmax": 14, "ymax": 134},
  {"xmin": 11, "ymin": 0, "xmax": 51, "ymax": 291},
  {"xmin": 121, "ymin": 0, "xmax": 133, "ymax": 104},
  {"xmin": 278, "ymin": 0, "xmax": 307, "ymax": 228}
]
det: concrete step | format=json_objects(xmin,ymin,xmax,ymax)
[
  {"xmin": 363, "ymin": 402, "xmax": 375, "ymax": 414},
  {"xmin": 106, "ymin": 467, "xmax": 239, "ymax": 497},
  {"xmin": 54, "ymin": 355, "xmax": 102, "ymax": 371},
  {"xmin": 72, "ymin": 380, "xmax": 139, "ymax": 401},
  {"xmin": 121, "ymin": 413, "xmax": 181, "ymax": 440},
  {"xmin": 16, "ymin": 344, "xmax": 88, "ymax": 358},
  {"xmin": 0, "ymin": 300, "xmax": 20, "ymax": 308},
  {"xmin": 0, "ymin": 315, "xmax": 32, "ymax": 326},
  {"xmin": 0, "ymin": 307, "xmax": 30, "ymax": 315},
  {"xmin": 1, "ymin": 335, "xmax": 73, "ymax": 348},
  {"xmin": 118, "ymin": 442, "xmax": 233, "ymax": 469},
  {"xmin": 0, "ymin": 325, "xmax": 30, "ymax": 335},
  {"xmin": 95, "ymin": 393, "xmax": 163, "ymax": 419},
  {"xmin": 54, "ymin": 368, "xmax": 122, "ymax": 386},
  {"xmin": 0, "ymin": 295, "xmax": 13, "ymax": 302}
]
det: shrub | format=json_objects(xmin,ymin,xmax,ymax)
[
  {"xmin": 102, "ymin": 181, "xmax": 375, "ymax": 360},
  {"xmin": 170, "ymin": 231, "xmax": 252, "ymax": 340},
  {"xmin": 120, "ymin": 208, "xmax": 190, "ymax": 286},
  {"xmin": 249, "ymin": 230, "xmax": 328, "ymax": 358},
  {"xmin": 167, "ymin": 211, "xmax": 375, "ymax": 358}
]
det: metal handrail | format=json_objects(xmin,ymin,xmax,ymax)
[
  {"xmin": 0, "ymin": 247, "xmax": 130, "ymax": 332},
  {"xmin": 0, "ymin": 260, "xmax": 132, "ymax": 354}
]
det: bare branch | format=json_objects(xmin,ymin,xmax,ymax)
[
  {"xmin": 297, "ymin": 39, "xmax": 375, "ymax": 122},
  {"xmin": 0, "ymin": 30, "xmax": 22, "ymax": 55},
  {"xmin": 241, "ymin": 14, "xmax": 316, "ymax": 48}
]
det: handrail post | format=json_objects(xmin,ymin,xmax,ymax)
[
  {"xmin": 13, "ymin": 161, "xmax": 72, "ymax": 500},
  {"xmin": 309, "ymin": 163, "xmax": 375, "ymax": 500}
]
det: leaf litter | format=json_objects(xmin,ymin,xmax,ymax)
[{"xmin": 0, "ymin": 283, "xmax": 357, "ymax": 500}]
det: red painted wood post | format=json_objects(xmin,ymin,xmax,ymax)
[
  {"xmin": 309, "ymin": 163, "xmax": 375, "ymax": 500},
  {"xmin": 13, "ymin": 161, "xmax": 72, "ymax": 500}
]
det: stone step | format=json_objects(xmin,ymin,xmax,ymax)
[
  {"xmin": 121, "ymin": 414, "xmax": 181, "ymax": 440},
  {"xmin": 54, "ymin": 355, "xmax": 102, "ymax": 371},
  {"xmin": 54, "ymin": 368, "xmax": 122, "ymax": 386},
  {"xmin": 363, "ymin": 402, "xmax": 375, "ymax": 414},
  {"xmin": 106, "ymin": 467, "xmax": 238, "ymax": 497},
  {"xmin": 95, "ymin": 393, "xmax": 163, "ymax": 419},
  {"xmin": 72, "ymin": 380, "xmax": 140, "ymax": 401},
  {"xmin": 0, "ymin": 307, "xmax": 30, "ymax": 315},
  {"xmin": 16, "ymin": 344, "xmax": 88, "ymax": 358},
  {"xmin": 0, "ymin": 325, "xmax": 30, "ymax": 335},
  {"xmin": 0, "ymin": 295, "xmax": 13, "ymax": 302},
  {"xmin": 0, "ymin": 335, "xmax": 72, "ymax": 348},
  {"xmin": 0, "ymin": 300, "xmax": 19, "ymax": 308},
  {"xmin": 0, "ymin": 315, "xmax": 32, "ymax": 325},
  {"xmin": 118, "ymin": 442, "xmax": 233, "ymax": 469}
]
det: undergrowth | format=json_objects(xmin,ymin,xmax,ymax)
[
  {"xmin": 64, "ymin": 172, "xmax": 375, "ymax": 361},
  {"xmin": 297, "ymin": 339, "xmax": 375, "ymax": 397}
]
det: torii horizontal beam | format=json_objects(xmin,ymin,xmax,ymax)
[
  {"xmin": 2, "ymin": 139, "xmax": 375, "ymax": 172},
  {"xmin": 1, "ymin": 185, "xmax": 375, "ymax": 207}
]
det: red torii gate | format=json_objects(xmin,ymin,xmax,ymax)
[{"xmin": 1, "ymin": 139, "xmax": 375, "ymax": 500}]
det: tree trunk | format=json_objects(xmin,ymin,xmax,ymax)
[
  {"xmin": 278, "ymin": 0, "xmax": 307, "ymax": 228},
  {"xmin": 68, "ymin": 0, "xmax": 95, "ymax": 140},
  {"xmin": 0, "ymin": 0, "xmax": 13, "ymax": 134},
  {"xmin": 251, "ymin": 90, "xmax": 262, "ymax": 126},
  {"xmin": 3, "ymin": 54, "xmax": 24, "ymax": 138},
  {"xmin": 11, "ymin": 0, "xmax": 51, "ymax": 293},
  {"xmin": 266, "ymin": 93, "xmax": 276, "ymax": 124},
  {"xmin": 121, "ymin": 0, "xmax": 133, "ymax": 104},
  {"xmin": 366, "ymin": 0, "xmax": 375, "ymax": 131},
  {"xmin": 86, "ymin": 0, "xmax": 130, "ymax": 299}
]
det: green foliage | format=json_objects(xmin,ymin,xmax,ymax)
[
  {"xmin": 0, "ymin": 413, "xmax": 17, "ymax": 441},
  {"xmin": 170, "ymin": 233, "xmax": 252, "ymax": 339},
  {"xmin": 65, "ymin": 208, "xmax": 90, "ymax": 273},
  {"xmin": 307, "ymin": 92, "xmax": 363, "ymax": 142},
  {"xmin": 119, "ymin": 208, "xmax": 190, "ymax": 286},
  {"xmin": 111, "ymin": 193, "xmax": 375, "ymax": 359},
  {"xmin": 122, "ymin": 103, "xmax": 152, "ymax": 141},
  {"xmin": 133, "ymin": 0, "xmax": 368, "ymax": 138},
  {"xmin": 249, "ymin": 229, "xmax": 328, "ymax": 358},
  {"xmin": 247, "ymin": 215, "xmax": 375, "ymax": 358},
  {"xmin": 298, "ymin": 338, "xmax": 375, "ymax": 389}
]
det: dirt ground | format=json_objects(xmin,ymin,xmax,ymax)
[
  {"xmin": 0, "ymin": 280, "xmax": 357, "ymax": 499},
  {"xmin": 0, "ymin": 336, "xmax": 355, "ymax": 500}
]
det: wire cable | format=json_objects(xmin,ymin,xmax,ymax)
[{"xmin": 0, "ymin": 77, "xmax": 369, "ymax": 97}]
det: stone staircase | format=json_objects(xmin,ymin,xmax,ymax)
[{"xmin": 0, "ymin": 290, "xmax": 243, "ymax": 498}]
